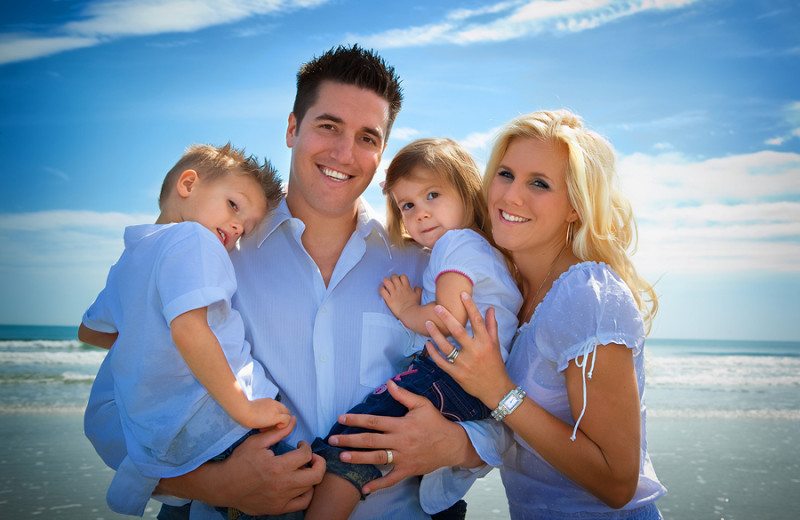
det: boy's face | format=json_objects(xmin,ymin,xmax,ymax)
[
  {"xmin": 180, "ymin": 171, "xmax": 268, "ymax": 251},
  {"xmin": 285, "ymin": 80, "xmax": 390, "ymax": 219}
]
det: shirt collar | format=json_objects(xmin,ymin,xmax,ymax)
[{"xmin": 254, "ymin": 196, "xmax": 393, "ymax": 257}]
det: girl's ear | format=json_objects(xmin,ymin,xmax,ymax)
[{"xmin": 176, "ymin": 170, "xmax": 199, "ymax": 198}]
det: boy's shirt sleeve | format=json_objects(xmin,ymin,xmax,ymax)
[{"xmin": 157, "ymin": 223, "xmax": 238, "ymax": 326}]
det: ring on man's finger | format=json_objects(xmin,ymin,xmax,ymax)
[
  {"xmin": 385, "ymin": 449, "xmax": 394, "ymax": 464},
  {"xmin": 446, "ymin": 348, "xmax": 459, "ymax": 364}
]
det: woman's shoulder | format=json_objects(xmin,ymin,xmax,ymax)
[{"xmin": 534, "ymin": 261, "xmax": 643, "ymax": 368}]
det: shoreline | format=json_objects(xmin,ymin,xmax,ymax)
[{"xmin": 1, "ymin": 412, "xmax": 798, "ymax": 519}]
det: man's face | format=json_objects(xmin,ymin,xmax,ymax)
[{"xmin": 285, "ymin": 80, "xmax": 390, "ymax": 220}]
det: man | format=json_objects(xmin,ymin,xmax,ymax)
[{"xmin": 86, "ymin": 44, "xmax": 491, "ymax": 519}]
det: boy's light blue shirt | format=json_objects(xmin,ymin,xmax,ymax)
[{"xmin": 82, "ymin": 222, "xmax": 278, "ymax": 516}]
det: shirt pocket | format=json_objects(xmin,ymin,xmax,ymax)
[{"xmin": 359, "ymin": 312, "xmax": 414, "ymax": 390}]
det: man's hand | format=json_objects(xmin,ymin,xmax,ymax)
[
  {"xmin": 157, "ymin": 417, "xmax": 325, "ymax": 515},
  {"xmin": 328, "ymin": 380, "xmax": 482, "ymax": 495}
]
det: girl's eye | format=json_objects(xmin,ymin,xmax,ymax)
[
  {"xmin": 427, "ymin": 192, "xmax": 439, "ymax": 200},
  {"xmin": 401, "ymin": 202, "xmax": 414, "ymax": 211}
]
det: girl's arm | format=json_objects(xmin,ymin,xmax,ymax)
[
  {"xmin": 380, "ymin": 272, "xmax": 472, "ymax": 336},
  {"xmin": 78, "ymin": 323, "xmax": 118, "ymax": 349},
  {"xmin": 170, "ymin": 307, "xmax": 291, "ymax": 430},
  {"xmin": 425, "ymin": 293, "xmax": 642, "ymax": 509}
]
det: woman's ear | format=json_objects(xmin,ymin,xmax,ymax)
[
  {"xmin": 176, "ymin": 170, "xmax": 199, "ymax": 198},
  {"xmin": 566, "ymin": 206, "xmax": 579, "ymax": 223}
]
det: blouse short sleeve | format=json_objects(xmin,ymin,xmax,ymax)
[{"xmin": 535, "ymin": 262, "xmax": 644, "ymax": 372}]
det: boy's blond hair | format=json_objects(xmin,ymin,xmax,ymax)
[{"xmin": 159, "ymin": 142, "xmax": 283, "ymax": 213}]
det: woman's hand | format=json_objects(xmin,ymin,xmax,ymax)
[
  {"xmin": 328, "ymin": 380, "xmax": 482, "ymax": 494},
  {"xmin": 424, "ymin": 292, "xmax": 516, "ymax": 408}
]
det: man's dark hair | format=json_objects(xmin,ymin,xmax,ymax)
[{"xmin": 293, "ymin": 44, "xmax": 403, "ymax": 139}]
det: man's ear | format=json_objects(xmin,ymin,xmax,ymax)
[
  {"xmin": 176, "ymin": 170, "xmax": 199, "ymax": 198},
  {"xmin": 286, "ymin": 113, "xmax": 297, "ymax": 148}
]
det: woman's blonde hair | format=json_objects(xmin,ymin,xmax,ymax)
[
  {"xmin": 483, "ymin": 110, "xmax": 658, "ymax": 332},
  {"xmin": 383, "ymin": 138, "xmax": 490, "ymax": 247}
]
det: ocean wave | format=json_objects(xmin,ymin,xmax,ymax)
[
  {"xmin": 649, "ymin": 408, "xmax": 800, "ymax": 420},
  {"xmin": 0, "ymin": 339, "xmax": 84, "ymax": 349},
  {"xmin": 647, "ymin": 355, "xmax": 800, "ymax": 387},
  {"xmin": 0, "ymin": 350, "xmax": 106, "ymax": 366}
]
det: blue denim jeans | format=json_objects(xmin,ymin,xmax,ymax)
[
  {"xmin": 157, "ymin": 431, "xmax": 301, "ymax": 520},
  {"xmin": 311, "ymin": 353, "xmax": 490, "ymax": 498}
]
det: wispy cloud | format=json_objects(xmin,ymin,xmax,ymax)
[
  {"xmin": 765, "ymin": 101, "xmax": 800, "ymax": 147},
  {"xmin": 348, "ymin": 0, "xmax": 700, "ymax": 48},
  {"xmin": 0, "ymin": 0, "xmax": 330, "ymax": 66},
  {"xmin": 618, "ymin": 150, "xmax": 800, "ymax": 275}
]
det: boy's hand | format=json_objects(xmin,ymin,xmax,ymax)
[
  {"xmin": 379, "ymin": 274, "xmax": 422, "ymax": 322},
  {"xmin": 249, "ymin": 398, "xmax": 292, "ymax": 430}
]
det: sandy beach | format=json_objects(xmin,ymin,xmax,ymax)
[{"xmin": 1, "ymin": 412, "xmax": 798, "ymax": 519}]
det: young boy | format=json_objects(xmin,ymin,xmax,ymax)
[{"xmin": 79, "ymin": 143, "xmax": 290, "ymax": 516}]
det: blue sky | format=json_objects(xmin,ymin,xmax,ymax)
[{"xmin": 1, "ymin": 0, "xmax": 798, "ymax": 341}]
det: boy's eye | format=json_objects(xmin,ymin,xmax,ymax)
[
  {"xmin": 229, "ymin": 200, "xmax": 239, "ymax": 211},
  {"xmin": 427, "ymin": 192, "xmax": 439, "ymax": 200}
]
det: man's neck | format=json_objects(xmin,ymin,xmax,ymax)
[{"xmin": 286, "ymin": 196, "xmax": 360, "ymax": 287}]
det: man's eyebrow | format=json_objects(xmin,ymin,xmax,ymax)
[{"xmin": 315, "ymin": 113, "xmax": 384, "ymax": 142}]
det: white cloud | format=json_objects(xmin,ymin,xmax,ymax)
[
  {"xmin": 0, "ymin": 0, "xmax": 330, "ymax": 66},
  {"xmin": 349, "ymin": 0, "xmax": 701, "ymax": 49},
  {"xmin": 618, "ymin": 150, "xmax": 800, "ymax": 276}
]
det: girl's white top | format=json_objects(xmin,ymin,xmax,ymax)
[
  {"xmin": 501, "ymin": 261, "xmax": 666, "ymax": 518},
  {"xmin": 82, "ymin": 222, "xmax": 277, "ymax": 514},
  {"xmin": 412, "ymin": 228, "xmax": 523, "ymax": 359}
]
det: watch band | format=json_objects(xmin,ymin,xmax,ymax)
[{"xmin": 491, "ymin": 385, "xmax": 526, "ymax": 421}]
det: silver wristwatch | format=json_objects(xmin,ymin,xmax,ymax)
[{"xmin": 491, "ymin": 386, "xmax": 526, "ymax": 421}]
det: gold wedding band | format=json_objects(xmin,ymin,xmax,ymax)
[{"xmin": 385, "ymin": 449, "xmax": 394, "ymax": 464}]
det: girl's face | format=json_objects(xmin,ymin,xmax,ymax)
[
  {"xmin": 390, "ymin": 167, "xmax": 467, "ymax": 249},
  {"xmin": 487, "ymin": 137, "xmax": 577, "ymax": 256}
]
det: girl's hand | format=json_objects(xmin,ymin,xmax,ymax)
[
  {"xmin": 379, "ymin": 274, "xmax": 422, "ymax": 319},
  {"xmin": 424, "ymin": 292, "xmax": 515, "ymax": 408}
]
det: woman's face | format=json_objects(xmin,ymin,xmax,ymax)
[{"xmin": 487, "ymin": 137, "xmax": 577, "ymax": 256}]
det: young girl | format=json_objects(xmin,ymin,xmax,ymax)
[{"xmin": 305, "ymin": 138, "xmax": 523, "ymax": 520}]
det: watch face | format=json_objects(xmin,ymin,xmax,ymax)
[{"xmin": 504, "ymin": 394, "xmax": 522, "ymax": 408}]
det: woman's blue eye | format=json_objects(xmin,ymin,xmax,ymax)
[
  {"xmin": 498, "ymin": 169, "xmax": 513, "ymax": 180},
  {"xmin": 533, "ymin": 179, "xmax": 550, "ymax": 190},
  {"xmin": 427, "ymin": 192, "xmax": 439, "ymax": 200}
]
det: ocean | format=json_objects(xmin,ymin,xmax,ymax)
[{"xmin": 1, "ymin": 325, "xmax": 799, "ymax": 518}]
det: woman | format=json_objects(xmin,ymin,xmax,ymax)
[{"xmin": 424, "ymin": 110, "xmax": 666, "ymax": 519}]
